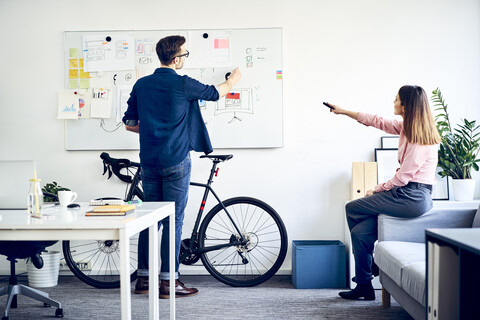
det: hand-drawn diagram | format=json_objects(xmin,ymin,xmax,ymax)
[
  {"xmin": 215, "ymin": 88, "xmax": 253, "ymax": 123},
  {"xmin": 82, "ymin": 34, "xmax": 135, "ymax": 72},
  {"xmin": 85, "ymin": 40, "xmax": 105, "ymax": 62}
]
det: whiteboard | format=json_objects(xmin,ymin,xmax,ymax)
[{"xmin": 64, "ymin": 28, "xmax": 283, "ymax": 150}]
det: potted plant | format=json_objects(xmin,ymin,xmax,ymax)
[
  {"xmin": 432, "ymin": 88, "xmax": 480, "ymax": 201},
  {"xmin": 42, "ymin": 181, "xmax": 70, "ymax": 202}
]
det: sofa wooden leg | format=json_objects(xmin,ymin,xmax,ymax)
[{"xmin": 382, "ymin": 287, "xmax": 391, "ymax": 308}]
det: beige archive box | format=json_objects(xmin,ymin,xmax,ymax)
[{"xmin": 351, "ymin": 162, "xmax": 377, "ymax": 200}]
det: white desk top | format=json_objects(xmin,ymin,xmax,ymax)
[{"xmin": 0, "ymin": 202, "xmax": 174, "ymax": 230}]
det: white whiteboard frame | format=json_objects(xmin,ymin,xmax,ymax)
[{"xmin": 63, "ymin": 28, "xmax": 283, "ymax": 151}]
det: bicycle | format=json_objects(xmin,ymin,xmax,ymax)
[
  {"xmin": 61, "ymin": 153, "xmax": 143, "ymax": 289},
  {"xmin": 62, "ymin": 152, "xmax": 288, "ymax": 288}
]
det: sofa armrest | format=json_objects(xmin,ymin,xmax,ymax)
[{"xmin": 378, "ymin": 207, "xmax": 476, "ymax": 243}]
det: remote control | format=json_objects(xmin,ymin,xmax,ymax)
[{"xmin": 323, "ymin": 102, "xmax": 334, "ymax": 109}]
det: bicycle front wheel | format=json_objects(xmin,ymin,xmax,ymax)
[
  {"xmin": 199, "ymin": 197, "xmax": 288, "ymax": 287},
  {"xmin": 62, "ymin": 235, "xmax": 138, "ymax": 289}
]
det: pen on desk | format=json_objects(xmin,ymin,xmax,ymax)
[{"xmin": 128, "ymin": 200, "xmax": 142, "ymax": 204}]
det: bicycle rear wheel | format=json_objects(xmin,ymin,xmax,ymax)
[
  {"xmin": 199, "ymin": 197, "xmax": 288, "ymax": 287},
  {"xmin": 62, "ymin": 235, "xmax": 138, "ymax": 289}
]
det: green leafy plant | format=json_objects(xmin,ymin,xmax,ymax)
[
  {"xmin": 432, "ymin": 88, "xmax": 480, "ymax": 179},
  {"xmin": 42, "ymin": 181, "xmax": 70, "ymax": 202}
]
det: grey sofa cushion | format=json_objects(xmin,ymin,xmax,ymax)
[
  {"xmin": 401, "ymin": 262, "xmax": 426, "ymax": 306},
  {"xmin": 375, "ymin": 241, "xmax": 425, "ymax": 285},
  {"xmin": 378, "ymin": 206, "xmax": 477, "ymax": 243},
  {"xmin": 472, "ymin": 204, "xmax": 480, "ymax": 228}
]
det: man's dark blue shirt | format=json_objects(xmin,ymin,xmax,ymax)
[{"xmin": 123, "ymin": 68, "xmax": 218, "ymax": 169}]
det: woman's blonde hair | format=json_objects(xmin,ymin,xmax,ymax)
[{"xmin": 399, "ymin": 85, "xmax": 441, "ymax": 145}]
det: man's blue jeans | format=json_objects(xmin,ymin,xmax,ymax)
[{"xmin": 137, "ymin": 153, "xmax": 191, "ymax": 280}]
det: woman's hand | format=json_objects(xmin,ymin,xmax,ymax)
[
  {"xmin": 327, "ymin": 103, "xmax": 344, "ymax": 115},
  {"xmin": 365, "ymin": 190, "xmax": 374, "ymax": 197}
]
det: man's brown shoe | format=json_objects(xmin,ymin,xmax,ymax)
[
  {"xmin": 134, "ymin": 276, "xmax": 149, "ymax": 294},
  {"xmin": 159, "ymin": 280, "xmax": 199, "ymax": 299}
]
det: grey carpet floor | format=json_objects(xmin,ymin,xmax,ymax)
[{"xmin": 0, "ymin": 275, "xmax": 413, "ymax": 319}]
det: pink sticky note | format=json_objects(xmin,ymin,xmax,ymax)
[{"xmin": 214, "ymin": 39, "xmax": 229, "ymax": 49}]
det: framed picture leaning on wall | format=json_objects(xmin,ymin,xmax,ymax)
[{"xmin": 375, "ymin": 148, "xmax": 398, "ymax": 185}]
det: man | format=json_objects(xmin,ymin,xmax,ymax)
[{"xmin": 122, "ymin": 35, "xmax": 241, "ymax": 298}]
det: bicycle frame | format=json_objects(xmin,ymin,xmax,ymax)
[{"xmin": 182, "ymin": 160, "xmax": 246, "ymax": 259}]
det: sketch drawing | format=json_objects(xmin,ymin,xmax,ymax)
[
  {"xmin": 215, "ymin": 88, "xmax": 253, "ymax": 123},
  {"xmin": 85, "ymin": 41, "xmax": 105, "ymax": 62}
]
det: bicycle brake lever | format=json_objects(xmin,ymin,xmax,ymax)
[{"xmin": 102, "ymin": 161, "xmax": 108, "ymax": 176}]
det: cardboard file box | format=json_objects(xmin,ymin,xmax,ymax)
[
  {"xmin": 351, "ymin": 162, "xmax": 377, "ymax": 200},
  {"xmin": 292, "ymin": 240, "xmax": 346, "ymax": 289}
]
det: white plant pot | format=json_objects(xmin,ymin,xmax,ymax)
[
  {"xmin": 26, "ymin": 251, "xmax": 61, "ymax": 288},
  {"xmin": 451, "ymin": 179, "xmax": 476, "ymax": 201}
]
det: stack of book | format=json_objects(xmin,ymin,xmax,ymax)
[{"xmin": 85, "ymin": 204, "xmax": 136, "ymax": 216}]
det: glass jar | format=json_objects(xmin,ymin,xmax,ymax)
[{"xmin": 28, "ymin": 178, "xmax": 43, "ymax": 217}]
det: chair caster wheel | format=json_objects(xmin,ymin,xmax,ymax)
[
  {"xmin": 55, "ymin": 308, "xmax": 64, "ymax": 318},
  {"xmin": 2, "ymin": 316, "xmax": 10, "ymax": 320}
]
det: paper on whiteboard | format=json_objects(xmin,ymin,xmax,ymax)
[
  {"xmin": 82, "ymin": 34, "xmax": 135, "ymax": 72},
  {"xmin": 184, "ymin": 31, "xmax": 231, "ymax": 68},
  {"xmin": 115, "ymin": 85, "xmax": 133, "ymax": 122},
  {"xmin": 57, "ymin": 91, "xmax": 79, "ymax": 120},
  {"xmin": 90, "ymin": 88, "xmax": 112, "ymax": 118}
]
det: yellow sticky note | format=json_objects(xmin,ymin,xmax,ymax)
[
  {"xmin": 69, "ymin": 69, "xmax": 79, "ymax": 79},
  {"xmin": 79, "ymin": 59, "xmax": 84, "ymax": 68},
  {"xmin": 69, "ymin": 48, "xmax": 79, "ymax": 58},
  {"xmin": 79, "ymin": 69, "xmax": 90, "ymax": 79},
  {"xmin": 79, "ymin": 79, "xmax": 90, "ymax": 89},
  {"xmin": 69, "ymin": 59, "xmax": 79, "ymax": 68},
  {"xmin": 68, "ymin": 79, "xmax": 79, "ymax": 89}
]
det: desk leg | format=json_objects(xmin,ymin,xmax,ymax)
[
  {"xmin": 120, "ymin": 230, "xmax": 132, "ymax": 320},
  {"xmin": 149, "ymin": 221, "xmax": 159, "ymax": 319},
  {"xmin": 169, "ymin": 206, "xmax": 176, "ymax": 320}
]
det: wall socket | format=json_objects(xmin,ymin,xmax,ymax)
[{"xmin": 59, "ymin": 260, "xmax": 92, "ymax": 271}]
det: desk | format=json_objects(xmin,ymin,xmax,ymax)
[
  {"xmin": 0, "ymin": 202, "xmax": 176, "ymax": 320},
  {"xmin": 426, "ymin": 228, "xmax": 480, "ymax": 320}
]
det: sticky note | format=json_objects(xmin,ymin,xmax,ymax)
[
  {"xmin": 68, "ymin": 79, "xmax": 79, "ymax": 89},
  {"xmin": 214, "ymin": 38, "xmax": 229, "ymax": 49},
  {"xmin": 69, "ymin": 59, "xmax": 79, "ymax": 68},
  {"xmin": 69, "ymin": 69, "xmax": 79, "ymax": 78},
  {"xmin": 79, "ymin": 59, "xmax": 84, "ymax": 68},
  {"xmin": 79, "ymin": 69, "xmax": 90, "ymax": 79},
  {"xmin": 69, "ymin": 48, "xmax": 79, "ymax": 58},
  {"xmin": 79, "ymin": 79, "xmax": 90, "ymax": 89}
]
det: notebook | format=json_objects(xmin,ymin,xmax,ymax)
[
  {"xmin": 85, "ymin": 204, "xmax": 136, "ymax": 216},
  {"xmin": 0, "ymin": 160, "xmax": 36, "ymax": 209}
]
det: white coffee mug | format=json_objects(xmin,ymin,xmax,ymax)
[{"xmin": 58, "ymin": 190, "xmax": 78, "ymax": 207}]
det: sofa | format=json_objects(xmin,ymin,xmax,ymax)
[{"xmin": 374, "ymin": 202, "xmax": 480, "ymax": 320}]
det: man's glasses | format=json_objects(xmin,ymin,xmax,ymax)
[{"xmin": 175, "ymin": 50, "xmax": 189, "ymax": 59}]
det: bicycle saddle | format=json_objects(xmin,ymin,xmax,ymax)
[{"xmin": 200, "ymin": 154, "xmax": 233, "ymax": 162}]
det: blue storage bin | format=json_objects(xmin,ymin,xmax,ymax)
[{"xmin": 292, "ymin": 240, "xmax": 346, "ymax": 289}]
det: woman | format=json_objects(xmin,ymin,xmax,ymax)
[{"xmin": 330, "ymin": 85, "xmax": 441, "ymax": 300}]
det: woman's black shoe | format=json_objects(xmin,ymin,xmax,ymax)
[{"xmin": 339, "ymin": 283, "xmax": 375, "ymax": 300}]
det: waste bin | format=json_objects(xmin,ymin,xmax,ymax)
[{"xmin": 292, "ymin": 240, "xmax": 346, "ymax": 289}]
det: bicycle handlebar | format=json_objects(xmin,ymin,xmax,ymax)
[{"xmin": 100, "ymin": 152, "xmax": 140, "ymax": 183}]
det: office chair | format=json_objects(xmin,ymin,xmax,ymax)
[{"xmin": 0, "ymin": 241, "xmax": 64, "ymax": 319}]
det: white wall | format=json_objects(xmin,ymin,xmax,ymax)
[{"xmin": 1, "ymin": 0, "xmax": 479, "ymax": 273}]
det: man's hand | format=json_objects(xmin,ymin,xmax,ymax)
[
  {"xmin": 227, "ymin": 67, "xmax": 242, "ymax": 86},
  {"xmin": 217, "ymin": 67, "xmax": 242, "ymax": 97},
  {"xmin": 125, "ymin": 124, "xmax": 139, "ymax": 133},
  {"xmin": 365, "ymin": 190, "xmax": 374, "ymax": 197}
]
